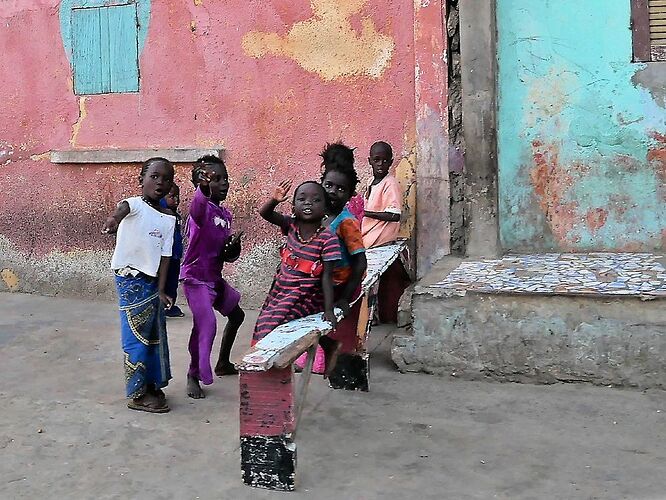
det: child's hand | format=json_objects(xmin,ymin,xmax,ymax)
[
  {"xmin": 223, "ymin": 231, "xmax": 244, "ymax": 261},
  {"xmin": 159, "ymin": 292, "xmax": 174, "ymax": 309},
  {"xmin": 197, "ymin": 168, "xmax": 213, "ymax": 187},
  {"xmin": 226, "ymin": 231, "xmax": 244, "ymax": 250},
  {"xmin": 334, "ymin": 299, "xmax": 351, "ymax": 317},
  {"xmin": 272, "ymin": 180, "xmax": 292, "ymax": 203},
  {"xmin": 324, "ymin": 309, "xmax": 337, "ymax": 330},
  {"xmin": 102, "ymin": 216, "xmax": 119, "ymax": 234}
]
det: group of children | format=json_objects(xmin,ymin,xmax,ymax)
[{"xmin": 103, "ymin": 141, "xmax": 402, "ymax": 413}]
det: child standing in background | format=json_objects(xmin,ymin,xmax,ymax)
[
  {"xmin": 362, "ymin": 141, "xmax": 410, "ymax": 324},
  {"xmin": 180, "ymin": 156, "xmax": 245, "ymax": 399},
  {"xmin": 361, "ymin": 141, "xmax": 402, "ymax": 248},
  {"xmin": 102, "ymin": 157, "xmax": 176, "ymax": 413},
  {"xmin": 161, "ymin": 183, "xmax": 185, "ymax": 317}
]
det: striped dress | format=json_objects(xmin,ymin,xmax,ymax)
[{"xmin": 253, "ymin": 218, "xmax": 341, "ymax": 343}]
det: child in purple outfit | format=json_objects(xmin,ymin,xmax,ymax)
[{"xmin": 180, "ymin": 156, "xmax": 245, "ymax": 399}]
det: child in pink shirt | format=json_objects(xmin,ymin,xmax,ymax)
[{"xmin": 361, "ymin": 141, "xmax": 402, "ymax": 248}]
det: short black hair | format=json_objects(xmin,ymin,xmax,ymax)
[
  {"xmin": 293, "ymin": 180, "xmax": 326, "ymax": 203},
  {"xmin": 140, "ymin": 157, "xmax": 173, "ymax": 177},
  {"xmin": 370, "ymin": 141, "xmax": 393, "ymax": 158},
  {"xmin": 319, "ymin": 142, "xmax": 359, "ymax": 192}
]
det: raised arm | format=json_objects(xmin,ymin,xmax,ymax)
[
  {"xmin": 102, "ymin": 201, "xmax": 130, "ymax": 234},
  {"xmin": 259, "ymin": 180, "xmax": 292, "ymax": 229}
]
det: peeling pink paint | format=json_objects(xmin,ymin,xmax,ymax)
[{"xmin": 0, "ymin": 1, "xmax": 416, "ymax": 266}]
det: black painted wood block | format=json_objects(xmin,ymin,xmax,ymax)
[
  {"xmin": 328, "ymin": 353, "xmax": 369, "ymax": 391},
  {"xmin": 240, "ymin": 435, "xmax": 296, "ymax": 491}
]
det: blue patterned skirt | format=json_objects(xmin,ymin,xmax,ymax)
[{"xmin": 115, "ymin": 273, "xmax": 171, "ymax": 398}]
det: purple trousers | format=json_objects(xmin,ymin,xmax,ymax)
[{"xmin": 183, "ymin": 279, "xmax": 241, "ymax": 385}]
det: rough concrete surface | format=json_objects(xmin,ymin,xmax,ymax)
[
  {"xmin": 394, "ymin": 287, "xmax": 666, "ymax": 389},
  {"xmin": 2, "ymin": 292, "xmax": 666, "ymax": 499}
]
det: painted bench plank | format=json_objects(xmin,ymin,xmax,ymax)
[{"xmin": 236, "ymin": 241, "xmax": 407, "ymax": 372}]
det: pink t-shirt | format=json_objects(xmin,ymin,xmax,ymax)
[{"xmin": 361, "ymin": 175, "xmax": 402, "ymax": 248}]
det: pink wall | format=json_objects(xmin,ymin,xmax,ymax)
[{"xmin": 0, "ymin": 1, "xmax": 418, "ymax": 300}]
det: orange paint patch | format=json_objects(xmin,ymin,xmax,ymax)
[
  {"xmin": 585, "ymin": 208, "xmax": 608, "ymax": 233},
  {"xmin": 647, "ymin": 131, "xmax": 666, "ymax": 182},
  {"xmin": 529, "ymin": 141, "xmax": 578, "ymax": 245}
]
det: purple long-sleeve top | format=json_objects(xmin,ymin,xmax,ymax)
[{"xmin": 179, "ymin": 187, "xmax": 233, "ymax": 284}]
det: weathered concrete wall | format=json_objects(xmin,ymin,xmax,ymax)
[
  {"xmin": 446, "ymin": 0, "xmax": 465, "ymax": 256},
  {"xmin": 393, "ymin": 288, "xmax": 666, "ymax": 389},
  {"xmin": 0, "ymin": 1, "xmax": 420, "ymax": 305},
  {"xmin": 414, "ymin": 0, "xmax": 450, "ymax": 278},
  {"xmin": 497, "ymin": 0, "xmax": 666, "ymax": 252},
  {"xmin": 459, "ymin": 0, "xmax": 500, "ymax": 258}
]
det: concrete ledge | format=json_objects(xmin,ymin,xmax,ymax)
[
  {"xmin": 392, "ymin": 288, "xmax": 666, "ymax": 388},
  {"xmin": 50, "ymin": 148, "xmax": 223, "ymax": 164}
]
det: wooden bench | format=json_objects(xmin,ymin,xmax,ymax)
[{"xmin": 235, "ymin": 241, "xmax": 408, "ymax": 491}]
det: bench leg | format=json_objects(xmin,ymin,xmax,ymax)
[
  {"xmin": 239, "ymin": 367, "xmax": 297, "ymax": 491},
  {"xmin": 328, "ymin": 295, "xmax": 374, "ymax": 391}
]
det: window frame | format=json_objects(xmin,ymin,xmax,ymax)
[
  {"xmin": 70, "ymin": 1, "xmax": 141, "ymax": 95},
  {"xmin": 631, "ymin": 0, "xmax": 666, "ymax": 62}
]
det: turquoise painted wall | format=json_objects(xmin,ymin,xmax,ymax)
[{"xmin": 497, "ymin": 0, "xmax": 666, "ymax": 252}]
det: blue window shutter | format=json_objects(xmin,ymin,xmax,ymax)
[
  {"xmin": 71, "ymin": 7, "xmax": 104, "ymax": 95},
  {"xmin": 71, "ymin": 3, "xmax": 139, "ymax": 95},
  {"xmin": 105, "ymin": 4, "xmax": 140, "ymax": 93}
]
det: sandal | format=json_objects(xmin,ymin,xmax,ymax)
[{"xmin": 128, "ymin": 394, "xmax": 170, "ymax": 414}]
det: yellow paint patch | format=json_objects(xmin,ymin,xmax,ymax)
[
  {"xmin": 30, "ymin": 152, "xmax": 51, "ymax": 161},
  {"xmin": 396, "ymin": 132, "xmax": 417, "ymax": 240},
  {"xmin": 69, "ymin": 96, "xmax": 88, "ymax": 147},
  {"xmin": 1, "ymin": 269, "xmax": 19, "ymax": 291},
  {"xmin": 242, "ymin": 0, "xmax": 394, "ymax": 81},
  {"xmin": 194, "ymin": 0, "xmax": 203, "ymax": 5}
]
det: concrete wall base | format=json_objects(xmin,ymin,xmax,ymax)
[{"xmin": 392, "ymin": 287, "xmax": 666, "ymax": 389}]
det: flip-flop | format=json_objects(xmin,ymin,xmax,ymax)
[{"xmin": 127, "ymin": 398, "xmax": 170, "ymax": 414}]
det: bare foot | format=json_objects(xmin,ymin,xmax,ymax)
[
  {"xmin": 214, "ymin": 362, "xmax": 238, "ymax": 377},
  {"xmin": 187, "ymin": 375, "xmax": 205, "ymax": 399}
]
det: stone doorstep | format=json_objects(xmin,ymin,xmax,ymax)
[
  {"xmin": 393, "ymin": 253, "xmax": 666, "ymax": 389},
  {"xmin": 423, "ymin": 252, "xmax": 666, "ymax": 299}
]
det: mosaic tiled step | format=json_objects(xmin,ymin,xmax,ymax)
[{"xmin": 430, "ymin": 253, "xmax": 666, "ymax": 298}]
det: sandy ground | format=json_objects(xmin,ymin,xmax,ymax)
[{"xmin": 1, "ymin": 292, "xmax": 665, "ymax": 500}]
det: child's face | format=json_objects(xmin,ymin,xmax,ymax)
[
  {"xmin": 164, "ymin": 186, "xmax": 180, "ymax": 209},
  {"xmin": 322, "ymin": 171, "xmax": 353, "ymax": 212},
  {"xmin": 293, "ymin": 183, "xmax": 327, "ymax": 222},
  {"xmin": 140, "ymin": 161, "xmax": 174, "ymax": 202},
  {"xmin": 205, "ymin": 164, "xmax": 230, "ymax": 203},
  {"xmin": 368, "ymin": 144, "xmax": 393, "ymax": 179}
]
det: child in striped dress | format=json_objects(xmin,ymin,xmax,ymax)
[{"xmin": 253, "ymin": 180, "xmax": 343, "ymax": 377}]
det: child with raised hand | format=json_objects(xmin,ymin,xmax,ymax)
[
  {"xmin": 295, "ymin": 143, "xmax": 368, "ymax": 373},
  {"xmin": 180, "ymin": 155, "xmax": 245, "ymax": 399},
  {"xmin": 102, "ymin": 157, "xmax": 176, "ymax": 414},
  {"xmin": 361, "ymin": 141, "xmax": 402, "ymax": 248},
  {"xmin": 161, "ymin": 183, "xmax": 185, "ymax": 317},
  {"xmin": 254, "ymin": 179, "xmax": 342, "ymax": 377}
]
